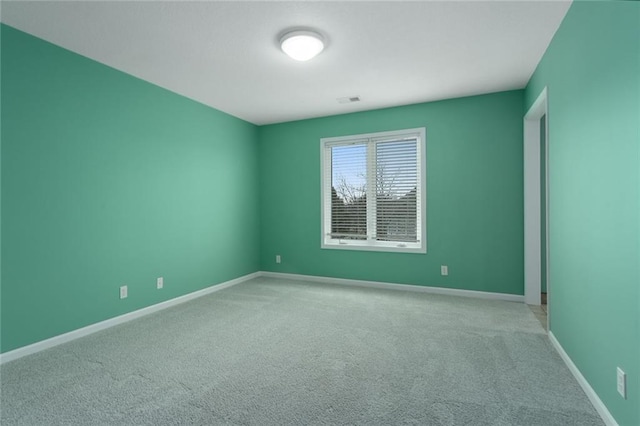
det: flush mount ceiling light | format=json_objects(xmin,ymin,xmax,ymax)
[{"xmin": 280, "ymin": 30, "xmax": 325, "ymax": 61}]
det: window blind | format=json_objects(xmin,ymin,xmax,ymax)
[
  {"xmin": 330, "ymin": 142, "xmax": 368, "ymax": 240},
  {"xmin": 374, "ymin": 138, "xmax": 419, "ymax": 243},
  {"xmin": 328, "ymin": 137, "xmax": 419, "ymax": 244}
]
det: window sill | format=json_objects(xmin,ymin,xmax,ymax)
[{"xmin": 321, "ymin": 239, "xmax": 426, "ymax": 254}]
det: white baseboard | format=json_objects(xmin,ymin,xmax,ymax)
[
  {"xmin": 0, "ymin": 272, "xmax": 260, "ymax": 365},
  {"xmin": 549, "ymin": 331, "xmax": 618, "ymax": 426},
  {"xmin": 0, "ymin": 270, "xmax": 523, "ymax": 364},
  {"xmin": 259, "ymin": 271, "xmax": 524, "ymax": 302}
]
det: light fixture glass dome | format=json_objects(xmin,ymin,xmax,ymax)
[{"xmin": 280, "ymin": 30, "xmax": 324, "ymax": 61}]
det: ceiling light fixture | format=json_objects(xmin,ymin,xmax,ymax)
[{"xmin": 280, "ymin": 30, "xmax": 325, "ymax": 62}]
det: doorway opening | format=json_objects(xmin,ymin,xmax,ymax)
[{"xmin": 523, "ymin": 88, "xmax": 549, "ymax": 321}]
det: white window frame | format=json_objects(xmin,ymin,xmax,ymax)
[{"xmin": 320, "ymin": 127, "xmax": 427, "ymax": 254}]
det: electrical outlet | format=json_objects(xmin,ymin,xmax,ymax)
[
  {"xmin": 617, "ymin": 367, "xmax": 626, "ymax": 399},
  {"xmin": 276, "ymin": 255, "xmax": 281, "ymax": 264},
  {"xmin": 157, "ymin": 277, "xmax": 163, "ymax": 289},
  {"xmin": 119, "ymin": 285, "xmax": 128, "ymax": 299},
  {"xmin": 441, "ymin": 265, "xmax": 448, "ymax": 276}
]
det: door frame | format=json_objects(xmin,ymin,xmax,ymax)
[{"xmin": 523, "ymin": 87, "xmax": 549, "ymax": 306}]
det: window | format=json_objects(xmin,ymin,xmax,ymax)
[{"xmin": 321, "ymin": 128, "xmax": 426, "ymax": 253}]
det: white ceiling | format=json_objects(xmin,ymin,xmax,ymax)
[{"xmin": 1, "ymin": 1, "xmax": 571, "ymax": 125}]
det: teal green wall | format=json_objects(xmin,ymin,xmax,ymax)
[
  {"xmin": 1, "ymin": 25, "xmax": 260, "ymax": 353},
  {"xmin": 526, "ymin": 2, "xmax": 639, "ymax": 425},
  {"xmin": 259, "ymin": 90, "xmax": 524, "ymax": 295}
]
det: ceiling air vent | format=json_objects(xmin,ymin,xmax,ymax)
[{"xmin": 337, "ymin": 96, "xmax": 361, "ymax": 104}]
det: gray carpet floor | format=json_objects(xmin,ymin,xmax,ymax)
[{"xmin": 0, "ymin": 277, "xmax": 603, "ymax": 425}]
